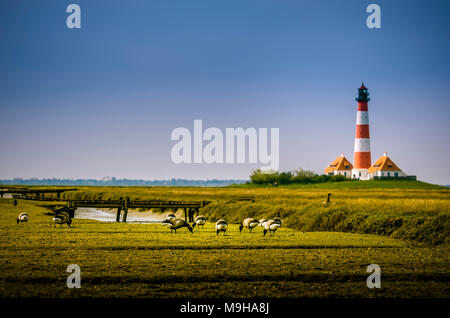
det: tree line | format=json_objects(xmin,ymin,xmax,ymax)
[{"xmin": 249, "ymin": 169, "xmax": 347, "ymax": 185}]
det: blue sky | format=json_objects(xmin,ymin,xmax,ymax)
[{"xmin": 0, "ymin": 0, "xmax": 449, "ymax": 184}]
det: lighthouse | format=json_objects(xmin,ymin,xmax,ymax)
[{"xmin": 351, "ymin": 83, "xmax": 372, "ymax": 180}]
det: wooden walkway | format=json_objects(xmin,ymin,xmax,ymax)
[{"xmin": 11, "ymin": 194, "xmax": 211, "ymax": 222}]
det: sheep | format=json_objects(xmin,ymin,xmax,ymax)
[{"xmin": 16, "ymin": 213, "xmax": 29, "ymax": 224}]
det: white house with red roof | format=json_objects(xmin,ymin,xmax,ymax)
[
  {"xmin": 324, "ymin": 154, "xmax": 353, "ymax": 178},
  {"xmin": 367, "ymin": 152, "xmax": 407, "ymax": 178}
]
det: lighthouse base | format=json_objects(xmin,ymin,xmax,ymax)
[{"xmin": 351, "ymin": 169, "xmax": 371, "ymax": 180}]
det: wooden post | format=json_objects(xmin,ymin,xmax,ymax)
[
  {"xmin": 123, "ymin": 206, "xmax": 128, "ymax": 222},
  {"xmin": 188, "ymin": 208, "xmax": 194, "ymax": 222},
  {"xmin": 122, "ymin": 197, "xmax": 129, "ymax": 222},
  {"xmin": 67, "ymin": 203, "xmax": 75, "ymax": 218},
  {"xmin": 116, "ymin": 207, "xmax": 121, "ymax": 222},
  {"xmin": 184, "ymin": 207, "xmax": 187, "ymax": 222},
  {"xmin": 68, "ymin": 207, "xmax": 75, "ymax": 219}
]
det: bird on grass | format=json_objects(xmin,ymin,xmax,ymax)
[
  {"xmin": 323, "ymin": 193, "xmax": 334, "ymax": 206},
  {"xmin": 263, "ymin": 219, "xmax": 281, "ymax": 236},
  {"xmin": 53, "ymin": 214, "xmax": 72, "ymax": 228},
  {"xmin": 239, "ymin": 218, "xmax": 259, "ymax": 233},
  {"xmin": 258, "ymin": 219, "xmax": 268, "ymax": 227},
  {"xmin": 16, "ymin": 213, "xmax": 29, "ymax": 224},
  {"xmin": 192, "ymin": 215, "xmax": 206, "ymax": 230},
  {"xmin": 273, "ymin": 216, "xmax": 282, "ymax": 227},
  {"xmin": 162, "ymin": 218, "xmax": 193, "ymax": 233},
  {"xmin": 215, "ymin": 219, "xmax": 228, "ymax": 235},
  {"xmin": 165, "ymin": 213, "xmax": 176, "ymax": 221}
]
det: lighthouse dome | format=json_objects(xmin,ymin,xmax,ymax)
[{"xmin": 356, "ymin": 83, "xmax": 370, "ymax": 102}]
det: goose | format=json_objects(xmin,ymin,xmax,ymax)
[
  {"xmin": 53, "ymin": 215, "xmax": 72, "ymax": 228},
  {"xmin": 57, "ymin": 211, "xmax": 71, "ymax": 220},
  {"xmin": 239, "ymin": 218, "xmax": 259, "ymax": 233},
  {"xmin": 258, "ymin": 219, "xmax": 268, "ymax": 227},
  {"xmin": 164, "ymin": 218, "xmax": 193, "ymax": 233},
  {"xmin": 323, "ymin": 193, "xmax": 332, "ymax": 206},
  {"xmin": 166, "ymin": 213, "xmax": 176, "ymax": 221},
  {"xmin": 16, "ymin": 213, "xmax": 29, "ymax": 224},
  {"xmin": 161, "ymin": 217, "xmax": 174, "ymax": 226},
  {"xmin": 263, "ymin": 219, "xmax": 281, "ymax": 236},
  {"xmin": 273, "ymin": 216, "xmax": 282, "ymax": 227},
  {"xmin": 192, "ymin": 215, "xmax": 206, "ymax": 230},
  {"xmin": 215, "ymin": 219, "xmax": 228, "ymax": 235}
]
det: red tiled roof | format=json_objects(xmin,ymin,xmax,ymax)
[
  {"xmin": 368, "ymin": 155, "xmax": 402, "ymax": 173},
  {"xmin": 324, "ymin": 155, "xmax": 353, "ymax": 174}
]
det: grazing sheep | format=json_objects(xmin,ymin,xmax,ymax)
[
  {"xmin": 163, "ymin": 218, "xmax": 193, "ymax": 233},
  {"xmin": 192, "ymin": 215, "xmax": 206, "ymax": 230},
  {"xmin": 53, "ymin": 214, "xmax": 72, "ymax": 227},
  {"xmin": 263, "ymin": 219, "xmax": 281, "ymax": 236},
  {"xmin": 215, "ymin": 219, "xmax": 228, "ymax": 235},
  {"xmin": 239, "ymin": 218, "xmax": 259, "ymax": 233},
  {"xmin": 16, "ymin": 213, "xmax": 29, "ymax": 224}
]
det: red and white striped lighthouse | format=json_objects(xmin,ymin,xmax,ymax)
[{"xmin": 351, "ymin": 83, "xmax": 372, "ymax": 180}]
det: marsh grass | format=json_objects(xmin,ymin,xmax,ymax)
[
  {"xmin": 0, "ymin": 198, "xmax": 449, "ymax": 297},
  {"xmin": 33, "ymin": 185, "xmax": 450, "ymax": 245}
]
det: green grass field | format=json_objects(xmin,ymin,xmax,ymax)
[
  {"xmin": 0, "ymin": 185, "xmax": 449, "ymax": 298},
  {"xmin": 40, "ymin": 183, "xmax": 449, "ymax": 245}
]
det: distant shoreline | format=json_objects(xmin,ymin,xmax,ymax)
[{"xmin": 0, "ymin": 178, "xmax": 248, "ymax": 187}]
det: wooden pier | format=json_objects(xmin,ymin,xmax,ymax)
[{"xmin": 10, "ymin": 194, "xmax": 211, "ymax": 222}]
